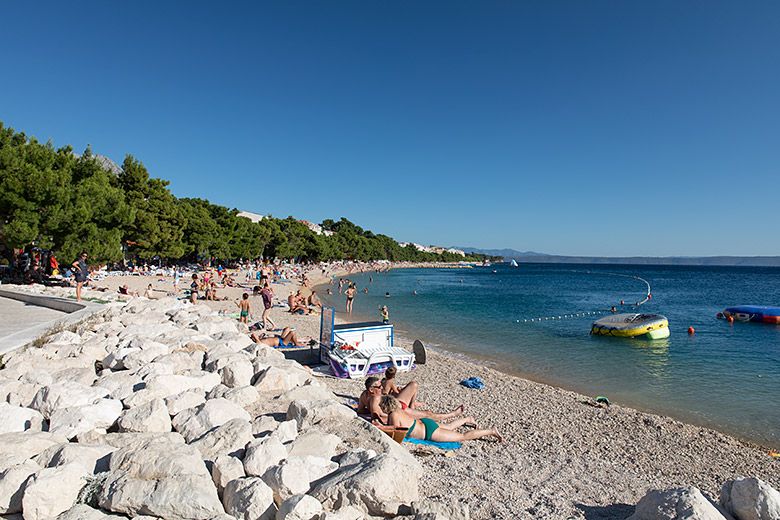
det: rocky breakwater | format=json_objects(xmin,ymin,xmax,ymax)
[{"xmin": 0, "ymin": 297, "xmax": 431, "ymax": 520}]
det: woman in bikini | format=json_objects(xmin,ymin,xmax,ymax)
[
  {"xmin": 249, "ymin": 327, "xmax": 314, "ymax": 348},
  {"xmin": 379, "ymin": 395, "xmax": 503, "ymax": 443}
]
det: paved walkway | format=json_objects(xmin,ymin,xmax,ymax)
[{"xmin": 0, "ymin": 296, "xmax": 68, "ymax": 339}]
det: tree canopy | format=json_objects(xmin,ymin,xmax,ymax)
[{"xmin": 1, "ymin": 121, "xmax": 491, "ymax": 265}]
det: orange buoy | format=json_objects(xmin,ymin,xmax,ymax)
[
  {"xmin": 727, "ymin": 316, "xmax": 734, "ymax": 323},
  {"xmin": 688, "ymin": 327, "xmax": 694, "ymax": 334},
  {"xmin": 648, "ymin": 294, "xmax": 652, "ymax": 299}
]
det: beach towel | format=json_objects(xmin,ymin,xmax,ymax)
[
  {"xmin": 404, "ymin": 438, "xmax": 461, "ymax": 450},
  {"xmin": 460, "ymin": 377, "xmax": 484, "ymax": 389}
]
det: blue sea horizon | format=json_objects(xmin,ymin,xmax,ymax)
[{"xmin": 319, "ymin": 263, "xmax": 780, "ymax": 448}]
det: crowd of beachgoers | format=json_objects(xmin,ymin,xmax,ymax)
[{"xmin": 1, "ymin": 259, "xmax": 779, "ymax": 519}]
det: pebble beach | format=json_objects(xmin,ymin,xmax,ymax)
[{"xmin": 2, "ymin": 265, "xmax": 779, "ymax": 519}]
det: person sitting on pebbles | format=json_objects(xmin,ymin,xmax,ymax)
[
  {"xmin": 358, "ymin": 376, "xmax": 463, "ymax": 424},
  {"xmin": 380, "ymin": 394, "xmax": 503, "ymax": 443}
]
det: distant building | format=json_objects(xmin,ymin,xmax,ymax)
[
  {"xmin": 398, "ymin": 242, "xmax": 464, "ymax": 256},
  {"xmin": 299, "ymin": 220, "xmax": 335, "ymax": 236},
  {"xmin": 237, "ymin": 211, "xmax": 266, "ymax": 223}
]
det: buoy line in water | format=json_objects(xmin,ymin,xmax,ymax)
[
  {"xmin": 516, "ymin": 271, "xmax": 653, "ymax": 324},
  {"xmin": 517, "ymin": 310, "xmax": 605, "ymax": 323}
]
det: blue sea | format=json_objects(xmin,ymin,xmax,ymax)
[{"xmin": 318, "ymin": 264, "xmax": 780, "ymax": 448}]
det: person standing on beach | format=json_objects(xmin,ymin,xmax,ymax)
[
  {"xmin": 71, "ymin": 251, "xmax": 88, "ymax": 301},
  {"xmin": 236, "ymin": 293, "xmax": 251, "ymax": 324},
  {"xmin": 345, "ymin": 283, "xmax": 357, "ymax": 313},
  {"xmin": 260, "ymin": 283, "xmax": 277, "ymax": 331},
  {"xmin": 190, "ymin": 273, "xmax": 199, "ymax": 304}
]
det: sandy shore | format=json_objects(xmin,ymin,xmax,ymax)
[{"xmin": 82, "ymin": 267, "xmax": 779, "ymax": 519}]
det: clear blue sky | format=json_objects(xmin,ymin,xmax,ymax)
[{"xmin": 3, "ymin": 1, "xmax": 779, "ymax": 257}]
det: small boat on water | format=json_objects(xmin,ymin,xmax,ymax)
[
  {"xmin": 591, "ymin": 313, "xmax": 670, "ymax": 339},
  {"xmin": 510, "ymin": 259, "xmax": 518, "ymax": 267},
  {"xmin": 722, "ymin": 305, "xmax": 780, "ymax": 324}
]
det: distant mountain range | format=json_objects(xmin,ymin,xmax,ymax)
[{"xmin": 453, "ymin": 247, "xmax": 780, "ymax": 267}]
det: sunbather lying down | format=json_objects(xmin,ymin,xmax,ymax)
[
  {"xmin": 250, "ymin": 327, "xmax": 315, "ymax": 348},
  {"xmin": 379, "ymin": 395, "xmax": 503, "ymax": 443}
]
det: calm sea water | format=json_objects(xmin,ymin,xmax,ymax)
[{"xmin": 319, "ymin": 264, "xmax": 780, "ymax": 448}]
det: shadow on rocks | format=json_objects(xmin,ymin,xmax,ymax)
[{"xmin": 576, "ymin": 503, "xmax": 635, "ymax": 520}]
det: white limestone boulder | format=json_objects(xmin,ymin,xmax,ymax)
[
  {"xmin": 190, "ymin": 418, "xmax": 253, "ymax": 462},
  {"xmin": 54, "ymin": 503, "xmax": 126, "ymax": 519},
  {"xmin": 253, "ymin": 366, "xmax": 311, "ymax": 393},
  {"xmin": 286, "ymin": 399, "xmax": 353, "ymax": 431},
  {"xmin": 222, "ymin": 477, "xmax": 276, "ymax": 520},
  {"xmin": 0, "ymin": 431, "xmax": 69, "ymax": 460},
  {"xmin": 153, "ymin": 350, "xmax": 205, "ymax": 373},
  {"xmin": 252, "ymin": 415, "xmax": 280, "ymax": 436},
  {"xmin": 165, "ymin": 388, "xmax": 207, "ymax": 416},
  {"xmin": 97, "ymin": 439, "xmax": 224, "ymax": 520},
  {"xmin": 172, "ymin": 398, "xmax": 251, "ymax": 443},
  {"xmin": 117, "ymin": 322, "xmax": 178, "ymax": 341},
  {"xmin": 276, "ymin": 494, "xmax": 323, "ymax": 520},
  {"xmin": 196, "ymin": 320, "xmax": 239, "ymax": 336},
  {"xmin": 212, "ymin": 454, "xmax": 246, "ymax": 494},
  {"xmin": 93, "ymin": 371, "xmax": 144, "ymax": 402},
  {"xmin": 243, "ymin": 436, "xmax": 288, "ymax": 477},
  {"xmin": 76, "ymin": 431, "xmax": 185, "ymax": 449},
  {"xmin": 49, "ymin": 366, "xmax": 98, "ymax": 387},
  {"xmin": 287, "ymin": 429, "xmax": 341, "ymax": 459},
  {"xmin": 318, "ymin": 505, "xmax": 365, "ymax": 520},
  {"xmin": 0, "ymin": 459, "xmax": 40, "ymax": 514},
  {"xmin": 120, "ymin": 339, "xmax": 170, "ymax": 371},
  {"xmin": 261, "ymin": 455, "xmax": 338, "ymax": 504},
  {"xmin": 30, "ymin": 381, "xmax": 110, "ymax": 419},
  {"xmin": 219, "ymin": 359, "xmax": 255, "ymax": 388},
  {"xmin": 243, "ymin": 344, "xmax": 286, "ymax": 365},
  {"xmin": 0, "ymin": 402, "xmax": 44, "ymax": 434},
  {"xmin": 310, "ymin": 454, "xmax": 422, "ymax": 517},
  {"xmin": 117, "ymin": 397, "xmax": 172, "ymax": 433},
  {"xmin": 22, "ymin": 462, "xmax": 92, "ymax": 520},
  {"xmin": 48, "ymin": 398, "xmax": 123, "ymax": 439},
  {"xmin": 275, "ymin": 384, "xmax": 335, "ymax": 405},
  {"xmin": 339, "ymin": 449, "xmax": 377, "ymax": 469},
  {"xmin": 628, "ymin": 487, "xmax": 728, "ymax": 520},
  {"xmin": 34, "ymin": 442, "xmax": 115, "ymax": 473},
  {"xmin": 270, "ymin": 420, "xmax": 298, "ymax": 444},
  {"xmin": 720, "ymin": 476, "xmax": 780, "ymax": 520},
  {"xmin": 208, "ymin": 385, "xmax": 259, "ymax": 410}
]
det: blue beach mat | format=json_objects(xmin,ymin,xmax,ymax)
[
  {"xmin": 405, "ymin": 438, "xmax": 461, "ymax": 450},
  {"xmin": 460, "ymin": 377, "xmax": 484, "ymax": 389}
]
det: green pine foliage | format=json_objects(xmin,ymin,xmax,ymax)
[{"xmin": 0, "ymin": 121, "xmax": 486, "ymax": 265}]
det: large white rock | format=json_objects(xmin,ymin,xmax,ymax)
[
  {"xmin": 22, "ymin": 462, "xmax": 92, "ymax": 520},
  {"xmin": 338, "ymin": 449, "xmax": 377, "ymax": 469},
  {"xmin": 196, "ymin": 320, "xmax": 239, "ymax": 336},
  {"xmin": 219, "ymin": 359, "xmax": 255, "ymax": 389},
  {"xmin": 54, "ymin": 503, "xmax": 126, "ymax": 519},
  {"xmin": 628, "ymin": 487, "xmax": 728, "ymax": 520},
  {"xmin": 121, "ymin": 339, "xmax": 170, "ymax": 371},
  {"xmin": 117, "ymin": 397, "xmax": 172, "ymax": 433},
  {"xmin": 243, "ymin": 436, "xmax": 288, "ymax": 477},
  {"xmin": 212, "ymin": 454, "xmax": 246, "ymax": 493},
  {"xmin": 275, "ymin": 494, "xmax": 323, "ymax": 520},
  {"xmin": 34, "ymin": 443, "xmax": 115, "ymax": 473},
  {"xmin": 93, "ymin": 372, "xmax": 144, "ymax": 402},
  {"xmin": 153, "ymin": 350, "xmax": 205, "ymax": 373},
  {"xmin": 286, "ymin": 400, "xmax": 353, "ymax": 431},
  {"xmin": 270, "ymin": 420, "xmax": 298, "ymax": 444},
  {"xmin": 76, "ymin": 431, "xmax": 186, "ymax": 449},
  {"xmin": 118, "ymin": 322, "xmax": 178, "ymax": 341},
  {"xmin": 222, "ymin": 477, "xmax": 276, "ymax": 520},
  {"xmin": 253, "ymin": 367, "xmax": 311, "ymax": 393},
  {"xmin": 49, "ymin": 367, "xmax": 98, "ymax": 387},
  {"xmin": 286, "ymin": 429, "xmax": 341, "ymax": 459},
  {"xmin": 208, "ymin": 385, "xmax": 259, "ymax": 410},
  {"xmin": 98, "ymin": 440, "xmax": 224, "ymax": 520},
  {"xmin": 30, "ymin": 382, "xmax": 110, "ymax": 419},
  {"xmin": 720, "ymin": 477, "xmax": 780, "ymax": 520},
  {"xmin": 165, "ymin": 388, "xmax": 207, "ymax": 416},
  {"xmin": 275, "ymin": 384, "xmax": 335, "ymax": 405},
  {"xmin": 48, "ymin": 398, "xmax": 123, "ymax": 439},
  {"xmin": 243, "ymin": 344, "xmax": 285, "ymax": 365},
  {"xmin": 0, "ymin": 459, "xmax": 40, "ymax": 514},
  {"xmin": 172, "ymin": 398, "xmax": 251, "ymax": 443},
  {"xmin": 0, "ymin": 402, "xmax": 44, "ymax": 434},
  {"xmin": 261, "ymin": 456, "xmax": 338, "ymax": 504},
  {"xmin": 310, "ymin": 454, "xmax": 422, "ymax": 517},
  {"xmin": 0, "ymin": 431, "xmax": 69, "ymax": 461},
  {"xmin": 318, "ymin": 505, "xmax": 365, "ymax": 520},
  {"xmin": 189, "ymin": 418, "xmax": 253, "ymax": 462}
]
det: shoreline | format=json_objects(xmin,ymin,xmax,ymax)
[{"xmin": 9, "ymin": 265, "xmax": 779, "ymax": 518}]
